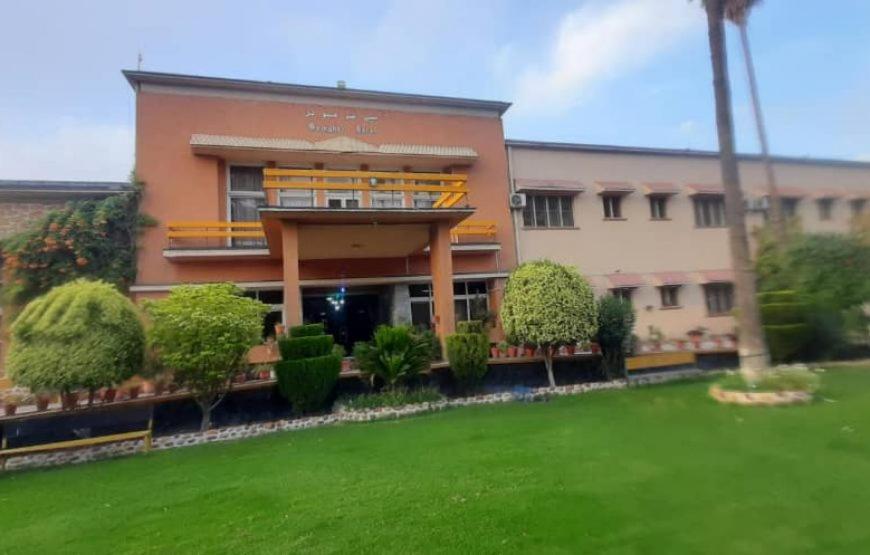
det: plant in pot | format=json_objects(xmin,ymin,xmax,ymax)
[
  {"xmin": 33, "ymin": 390, "xmax": 52, "ymax": 411},
  {"xmin": 687, "ymin": 327, "xmax": 706, "ymax": 349},
  {"xmin": 489, "ymin": 343, "xmax": 500, "ymax": 358},
  {"xmin": 647, "ymin": 325, "xmax": 664, "ymax": 352},
  {"xmin": 564, "ymin": 342, "xmax": 576, "ymax": 356},
  {"xmin": 124, "ymin": 376, "xmax": 144, "ymax": 400},
  {"xmin": 60, "ymin": 390, "xmax": 79, "ymax": 410},
  {"xmin": 497, "ymin": 341, "xmax": 509, "ymax": 358},
  {"xmin": 2, "ymin": 389, "xmax": 30, "ymax": 416},
  {"xmin": 102, "ymin": 386, "xmax": 118, "ymax": 403}
]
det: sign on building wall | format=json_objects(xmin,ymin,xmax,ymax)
[{"xmin": 304, "ymin": 108, "xmax": 378, "ymax": 136}]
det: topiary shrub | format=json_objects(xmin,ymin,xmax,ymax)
[
  {"xmin": 446, "ymin": 329, "xmax": 489, "ymax": 394},
  {"xmin": 757, "ymin": 290, "xmax": 810, "ymax": 362},
  {"xmin": 7, "ymin": 279, "xmax": 145, "ymax": 398},
  {"xmin": 596, "ymin": 295, "xmax": 636, "ymax": 380},
  {"xmin": 353, "ymin": 325, "xmax": 431, "ymax": 390},
  {"xmin": 275, "ymin": 322, "xmax": 341, "ymax": 414},
  {"xmin": 456, "ymin": 320, "xmax": 484, "ymax": 335},
  {"xmin": 500, "ymin": 260, "xmax": 597, "ymax": 387},
  {"xmin": 145, "ymin": 283, "xmax": 268, "ymax": 430}
]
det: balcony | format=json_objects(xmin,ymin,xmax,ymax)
[{"xmin": 163, "ymin": 169, "xmax": 499, "ymax": 260}]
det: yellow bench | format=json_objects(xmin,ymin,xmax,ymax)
[
  {"xmin": 626, "ymin": 351, "xmax": 696, "ymax": 372},
  {"xmin": 1, "ymin": 429, "xmax": 152, "ymax": 470}
]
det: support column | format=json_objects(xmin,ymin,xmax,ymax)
[
  {"xmin": 281, "ymin": 221, "xmax": 302, "ymax": 327},
  {"xmin": 429, "ymin": 221, "xmax": 455, "ymax": 345}
]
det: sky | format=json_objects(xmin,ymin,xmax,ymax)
[{"xmin": 0, "ymin": 0, "xmax": 868, "ymax": 182}]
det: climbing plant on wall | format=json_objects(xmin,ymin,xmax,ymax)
[{"xmin": 0, "ymin": 176, "xmax": 154, "ymax": 308}]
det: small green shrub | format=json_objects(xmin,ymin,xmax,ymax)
[
  {"xmin": 758, "ymin": 290, "xmax": 810, "ymax": 362},
  {"xmin": 275, "ymin": 355, "xmax": 341, "ymax": 415},
  {"xmin": 456, "ymin": 320, "xmax": 484, "ymax": 334},
  {"xmin": 289, "ymin": 323, "xmax": 326, "ymax": 338},
  {"xmin": 446, "ymin": 332, "xmax": 489, "ymax": 393},
  {"xmin": 338, "ymin": 387, "xmax": 444, "ymax": 411},
  {"xmin": 415, "ymin": 327, "xmax": 442, "ymax": 361},
  {"xmin": 596, "ymin": 295, "xmax": 636, "ymax": 380},
  {"xmin": 353, "ymin": 325, "xmax": 431, "ymax": 389},
  {"xmin": 278, "ymin": 334, "xmax": 334, "ymax": 360},
  {"xmin": 717, "ymin": 367, "xmax": 820, "ymax": 393}
]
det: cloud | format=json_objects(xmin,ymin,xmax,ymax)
[
  {"xmin": 678, "ymin": 119, "xmax": 698, "ymax": 135},
  {"xmin": 512, "ymin": 0, "xmax": 702, "ymax": 115},
  {"xmin": 0, "ymin": 119, "xmax": 133, "ymax": 181}
]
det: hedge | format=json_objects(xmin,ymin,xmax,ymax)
[
  {"xmin": 456, "ymin": 320, "xmax": 484, "ymax": 335},
  {"xmin": 446, "ymin": 332, "xmax": 489, "ymax": 392},
  {"xmin": 289, "ymin": 323, "xmax": 326, "ymax": 338},
  {"xmin": 278, "ymin": 335, "xmax": 334, "ymax": 360},
  {"xmin": 275, "ymin": 355, "xmax": 342, "ymax": 415}
]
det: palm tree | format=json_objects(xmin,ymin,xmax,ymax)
[
  {"xmin": 725, "ymin": 0, "xmax": 786, "ymax": 243},
  {"xmin": 702, "ymin": 0, "xmax": 770, "ymax": 378}
]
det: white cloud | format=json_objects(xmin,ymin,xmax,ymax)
[
  {"xmin": 679, "ymin": 119, "xmax": 698, "ymax": 135},
  {"xmin": 512, "ymin": 0, "xmax": 702, "ymax": 115},
  {"xmin": 0, "ymin": 119, "xmax": 133, "ymax": 181}
]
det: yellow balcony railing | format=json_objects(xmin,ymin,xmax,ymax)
[
  {"xmin": 262, "ymin": 168, "xmax": 469, "ymax": 209},
  {"xmin": 451, "ymin": 220, "xmax": 497, "ymax": 243}
]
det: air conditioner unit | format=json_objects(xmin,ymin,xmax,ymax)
[{"xmin": 509, "ymin": 192, "xmax": 527, "ymax": 209}]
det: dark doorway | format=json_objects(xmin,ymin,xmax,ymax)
[{"xmin": 303, "ymin": 291, "xmax": 383, "ymax": 352}]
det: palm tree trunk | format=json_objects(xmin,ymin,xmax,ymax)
[
  {"xmin": 705, "ymin": 0, "xmax": 769, "ymax": 379},
  {"xmin": 739, "ymin": 21, "xmax": 785, "ymax": 243}
]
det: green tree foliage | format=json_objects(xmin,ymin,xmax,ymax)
[
  {"xmin": 145, "ymin": 283, "xmax": 268, "ymax": 430},
  {"xmin": 1, "ymin": 180, "xmax": 153, "ymax": 308},
  {"xmin": 7, "ymin": 279, "xmax": 144, "ymax": 395},
  {"xmin": 756, "ymin": 229, "xmax": 870, "ymax": 358},
  {"xmin": 757, "ymin": 290, "xmax": 810, "ymax": 363},
  {"xmin": 596, "ymin": 295, "xmax": 636, "ymax": 380},
  {"xmin": 446, "ymin": 321, "xmax": 489, "ymax": 393},
  {"xmin": 353, "ymin": 325, "xmax": 431, "ymax": 390},
  {"xmin": 500, "ymin": 260, "xmax": 597, "ymax": 387},
  {"xmin": 275, "ymin": 323, "xmax": 341, "ymax": 414}
]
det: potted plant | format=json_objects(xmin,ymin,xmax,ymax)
[
  {"xmin": 490, "ymin": 343, "xmax": 501, "ymax": 358},
  {"xmin": 102, "ymin": 386, "xmax": 117, "ymax": 403},
  {"xmin": 523, "ymin": 344, "xmax": 536, "ymax": 357},
  {"xmin": 507, "ymin": 344, "xmax": 519, "ymax": 357},
  {"xmin": 564, "ymin": 342, "xmax": 576, "ymax": 356},
  {"xmin": 647, "ymin": 325, "xmax": 664, "ymax": 352},
  {"xmin": 61, "ymin": 390, "xmax": 79, "ymax": 410},
  {"xmin": 497, "ymin": 341, "xmax": 509, "ymax": 358},
  {"xmin": 34, "ymin": 390, "xmax": 52, "ymax": 411},
  {"xmin": 2, "ymin": 389, "xmax": 29, "ymax": 416},
  {"xmin": 274, "ymin": 323, "xmax": 285, "ymax": 337},
  {"xmin": 687, "ymin": 327, "xmax": 706, "ymax": 349},
  {"xmin": 125, "ymin": 377, "xmax": 144, "ymax": 400},
  {"xmin": 590, "ymin": 341, "xmax": 601, "ymax": 354}
]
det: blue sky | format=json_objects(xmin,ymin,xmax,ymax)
[{"xmin": 1, "ymin": 0, "xmax": 868, "ymax": 181}]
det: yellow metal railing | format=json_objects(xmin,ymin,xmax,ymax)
[
  {"xmin": 262, "ymin": 168, "xmax": 469, "ymax": 209},
  {"xmin": 451, "ymin": 220, "xmax": 497, "ymax": 243}
]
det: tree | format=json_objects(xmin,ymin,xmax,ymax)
[
  {"xmin": 702, "ymin": 0, "xmax": 770, "ymax": 379},
  {"xmin": 353, "ymin": 325, "xmax": 431, "ymax": 390},
  {"xmin": 500, "ymin": 261, "xmax": 597, "ymax": 388},
  {"xmin": 596, "ymin": 296, "xmax": 636, "ymax": 381},
  {"xmin": 725, "ymin": 0, "xmax": 786, "ymax": 243},
  {"xmin": 275, "ymin": 323, "xmax": 342, "ymax": 414},
  {"xmin": 7, "ymin": 279, "xmax": 144, "ymax": 396},
  {"xmin": 145, "ymin": 283, "xmax": 268, "ymax": 431}
]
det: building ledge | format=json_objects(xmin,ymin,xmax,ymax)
[{"xmin": 163, "ymin": 247, "xmax": 271, "ymax": 261}]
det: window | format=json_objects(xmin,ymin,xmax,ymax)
[
  {"xmin": 659, "ymin": 285, "xmax": 680, "ymax": 308},
  {"xmin": 229, "ymin": 166, "xmax": 266, "ymax": 247},
  {"xmin": 817, "ymin": 198, "xmax": 833, "ymax": 221},
  {"xmin": 409, "ymin": 281, "xmax": 488, "ymax": 329},
  {"xmin": 610, "ymin": 288, "xmax": 634, "ymax": 303},
  {"xmin": 277, "ymin": 165, "xmax": 315, "ymax": 207},
  {"xmin": 602, "ymin": 195, "xmax": 623, "ymax": 219},
  {"xmin": 851, "ymin": 199, "xmax": 866, "ymax": 217},
  {"xmin": 371, "ymin": 190, "xmax": 404, "ymax": 208},
  {"xmin": 782, "ymin": 198, "xmax": 799, "ymax": 218},
  {"xmin": 704, "ymin": 283, "xmax": 733, "ymax": 316},
  {"xmin": 649, "ymin": 196, "xmax": 668, "ymax": 220},
  {"xmin": 522, "ymin": 195, "xmax": 574, "ymax": 228},
  {"xmin": 243, "ymin": 289, "xmax": 284, "ymax": 338},
  {"xmin": 325, "ymin": 167, "xmax": 361, "ymax": 208},
  {"xmin": 693, "ymin": 196, "xmax": 726, "ymax": 227}
]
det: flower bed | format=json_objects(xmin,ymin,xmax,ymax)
[{"xmin": 709, "ymin": 365, "xmax": 820, "ymax": 406}]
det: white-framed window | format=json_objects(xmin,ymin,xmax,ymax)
[
  {"xmin": 228, "ymin": 165, "xmax": 266, "ymax": 247},
  {"xmin": 659, "ymin": 285, "xmax": 681, "ymax": 308},
  {"xmin": 817, "ymin": 198, "xmax": 833, "ymax": 221},
  {"xmin": 602, "ymin": 195, "xmax": 623, "ymax": 219},
  {"xmin": 325, "ymin": 166, "xmax": 361, "ymax": 208},
  {"xmin": 522, "ymin": 194, "xmax": 574, "ymax": 228},
  {"xmin": 277, "ymin": 165, "xmax": 315, "ymax": 207},
  {"xmin": 242, "ymin": 289, "xmax": 284, "ymax": 337},
  {"xmin": 409, "ymin": 280, "xmax": 489, "ymax": 329},
  {"xmin": 704, "ymin": 283, "xmax": 733, "ymax": 315},
  {"xmin": 610, "ymin": 288, "xmax": 634, "ymax": 304},
  {"xmin": 649, "ymin": 195, "xmax": 668, "ymax": 220},
  {"xmin": 693, "ymin": 195, "xmax": 726, "ymax": 228},
  {"xmin": 371, "ymin": 189, "xmax": 405, "ymax": 208}
]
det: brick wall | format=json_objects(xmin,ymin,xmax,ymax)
[{"xmin": 0, "ymin": 200, "xmax": 66, "ymax": 240}]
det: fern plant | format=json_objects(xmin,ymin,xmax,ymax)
[{"xmin": 353, "ymin": 325, "xmax": 432, "ymax": 390}]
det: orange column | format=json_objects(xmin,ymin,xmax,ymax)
[
  {"xmin": 281, "ymin": 221, "xmax": 302, "ymax": 327},
  {"xmin": 429, "ymin": 221, "xmax": 455, "ymax": 345}
]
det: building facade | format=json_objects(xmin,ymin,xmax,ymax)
[
  {"xmin": 506, "ymin": 140, "xmax": 870, "ymax": 342},
  {"xmin": 124, "ymin": 71, "xmax": 517, "ymax": 350}
]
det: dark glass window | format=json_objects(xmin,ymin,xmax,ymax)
[
  {"xmin": 693, "ymin": 196, "xmax": 726, "ymax": 227},
  {"xmin": 602, "ymin": 195, "xmax": 623, "ymax": 219},
  {"xmin": 659, "ymin": 285, "xmax": 680, "ymax": 308},
  {"xmin": 649, "ymin": 196, "xmax": 668, "ymax": 219},
  {"xmin": 704, "ymin": 283, "xmax": 734, "ymax": 315},
  {"xmin": 817, "ymin": 198, "xmax": 833, "ymax": 220}
]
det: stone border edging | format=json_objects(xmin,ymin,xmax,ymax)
[
  {"xmin": 3, "ymin": 370, "xmax": 701, "ymax": 472},
  {"xmin": 708, "ymin": 384, "xmax": 813, "ymax": 406}
]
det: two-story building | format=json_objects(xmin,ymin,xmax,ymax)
[
  {"xmin": 506, "ymin": 140, "xmax": 870, "ymax": 341},
  {"xmin": 124, "ymin": 71, "xmax": 517, "ymax": 350}
]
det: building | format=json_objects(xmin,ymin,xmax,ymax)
[
  {"xmin": 506, "ymin": 140, "xmax": 870, "ymax": 341},
  {"xmin": 124, "ymin": 71, "xmax": 517, "ymax": 350}
]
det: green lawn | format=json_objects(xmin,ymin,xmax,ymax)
[{"xmin": 2, "ymin": 367, "xmax": 870, "ymax": 554}]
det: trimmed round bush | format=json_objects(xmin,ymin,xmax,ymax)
[
  {"xmin": 7, "ymin": 279, "xmax": 145, "ymax": 394},
  {"xmin": 758, "ymin": 290, "xmax": 810, "ymax": 362},
  {"xmin": 446, "ymin": 331, "xmax": 489, "ymax": 393},
  {"xmin": 275, "ymin": 322, "xmax": 341, "ymax": 414}
]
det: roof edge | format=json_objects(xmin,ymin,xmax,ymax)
[
  {"xmin": 505, "ymin": 139, "xmax": 870, "ymax": 169},
  {"xmin": 123, "ymin": 70, "xmax": 512, "ymax": 115}
]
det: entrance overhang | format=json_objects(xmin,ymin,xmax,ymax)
[{"xmin": 259, "ymin": 207, "xmax": 474, "ymax": 260}]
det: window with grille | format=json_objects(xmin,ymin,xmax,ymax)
[
  {"xmin": 693, "ymin": 196, "xmax": 726, "ymax": 227},
  {"xmin": 228, "ymin": 166, "xmax": 266, "ymax": 247},
  {"xmin": 610, "ymin": 288, "xmax": 634, "ymax": 304},
  {"xmin": 521, "ymin": 195, "xmax": 574, "ymax": 228},
  {"xmin": 409, "ymin": 281, "xmax": 489, "ymax": 329},
  {"xmin": 649, "ymin": 195, "xmax": 668, "ymax": 219},
  {"xmin": 703, "ymin": 283, "xmax": 733, "ymax": 315},
  {"xmin": 659, "ymin": 285, "xmax": 680, "ymax": 308},
  {"xmin": 602, "ymin": 195, "xmax": 623, "ymax": 219}
]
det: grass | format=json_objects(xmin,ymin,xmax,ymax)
[
  {"xmin": 2, "ymin": 366, "xmax": 870, "ymax": 553},
  {"xmin": 336, "ymin": 386, "xmax": 444, "ymax": 411},
  {"xmin": 716, "ymin": 366, "xmax": 822, "ymax": 392}
]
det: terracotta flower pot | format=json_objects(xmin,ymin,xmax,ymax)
[
  {"xmin": 259, "ymin": 370, "xmax": 272, "ymax": 380},
  {"xmin": 274, "ymin": 323, "xmax": 285, "ymax": 336},
  {"xmin": 523, "ymin": 346, "xmax": 535, "ymax": 357},
  {"xmin": 590, "ymin": 342, "xmax": 601, "ymax": 354},
  {"xmin": 127, "ymin": 386, "xmax": 141, "ymax": 400},
  {"xmin": 103, "ymin": 388, "xmax": 117, "ymax": 403},
  {"xmin": 35, "ymin": 395, "xmax": 51, "ymax": 411},
  {"xmin": 234, "ymin": 374, "xmax": 247, "ymax": 384},
  {"xmin": 3, "ymin": 403, "xmax": 17, "ymax": 416},
  {"xmin": 507, "ymin": 346, "xmax": 519, "ymax": 358},
  {"xmin": 564, "ymin": 344, "xmax": 576, "ymax": 356},
  {"xmin": 153, "ymin": 382, "xmax": 166, "ymax": 396},
  {"xmin": 61, "ymin": 392, "xmax": 79, "ymax": 410},
  {"xmin": 490, "ymin": 347, "xmax": 500, "ymax": 358}
]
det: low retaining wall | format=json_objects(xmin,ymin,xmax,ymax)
[{"xmin": 2, "ymin": 370, "xmax": 700, "ymax": 472}]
